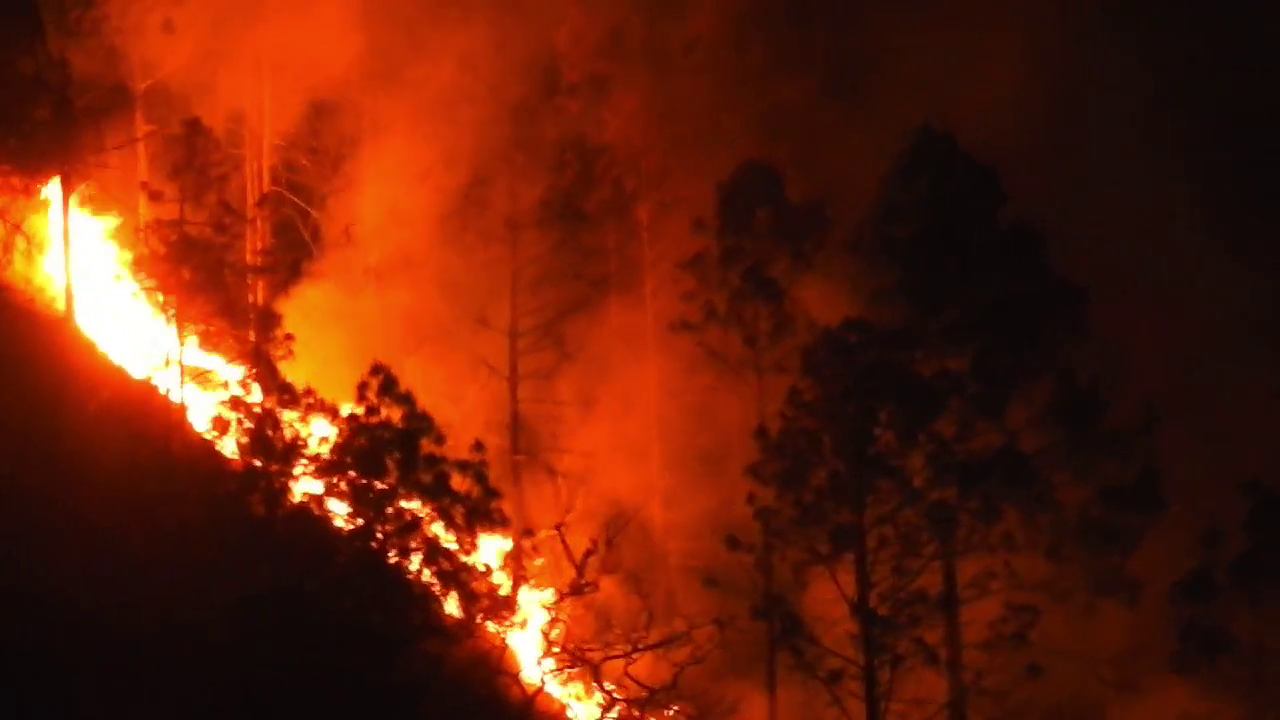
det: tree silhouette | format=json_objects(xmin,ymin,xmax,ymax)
[
  {"xmin": 6, "ymin": 0, "xmax": 127, "ymax": 322},
  {"xmin": 134, "ymin": 116, "xmax": 254, "ymax": 400},
  {"xmin": 314, "ymin": 362, "xmax": 514, "ymax": 623},
  {"xmin": 678, "ymin": 159, "xmax": 827, "ymax": 720},
  {"xmin": 867, "ymin": 126, "xmax": 1165, "ymax": 719},
  {"xmin": 463, "ymin": 63, "xmax": 617, "ymax": 541},
  {"xmin": 540, "ymin": 517, "xmax": 723, "ymax": 719},
  {"xmin": 262, "ymin": 98, "xmax": 355, "ymax": 299},
  {"xmin": 746, "ymin": 319, "xmax": 939, "ymax": 720},
  {"xmin": 746, "ymin": 126, "xmax": 1166, "ymax": 720},
  {"xmin": 132, "ymin": 100, "xmax": 352, "ymax": 393},
  {"xmin": 1170, "ymin": 479, "xmax": 1280, "ymax": 716},
  {"xmin": 0, "ymin": 2, "xmax": 71, "ymax": 179},
  {"xmin": 675, "ymin": 160, "xmax": 827, "ymax": 415}
]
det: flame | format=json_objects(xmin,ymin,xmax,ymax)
[{"xmin": 30, "ymin": 177, "xmax": 620, "ymax": 720}]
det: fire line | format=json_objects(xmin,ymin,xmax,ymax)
[{"xmin": 30, "ymin": 176, "xmax": 625, "ymax": 720}]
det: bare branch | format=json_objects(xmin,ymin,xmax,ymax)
[{"xmin": 532, "ymin": 517, "xmax": 722, "ymax": 718}]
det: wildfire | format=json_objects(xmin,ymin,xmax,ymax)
[{"xmin": 29, "ymin": 177, "xmax": 616, "ymax": 720}]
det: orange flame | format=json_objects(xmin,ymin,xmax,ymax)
[{"xmin": 31, "ymin": 177, "xmax": 621, "ymax": 720}]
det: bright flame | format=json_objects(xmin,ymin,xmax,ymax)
[{"xmin": 30, "ymin": 177, "xmax": 621, "ymax": 720}]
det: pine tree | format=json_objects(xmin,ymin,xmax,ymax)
[
  {"xmin": 465, "ymin": 63, "xmax": 615, "ymax": 544},
  {"xmin": 836, "ymin": 125, "xmax": 1164, "ymax": 717},
  {"xmin": 22, "ymin": 0, "xmax": 95, "ymax": 322},
  {"xmin": 746, "ymin": 319, "xmax": 938, "ymax": 720},
  {"xmin": 262, "ymin": 98, "xmax": 355, "ymax": 299},
  {"xmin": 315, "ymin": 362, "xmax": 513, "ymax": 623},
  {"xmin": 230, "ymin": 362, "xmax": 515, "ymax": 625},
  {"xmin": 743, "ymin": 127, "xmax": 1166, "ymax": 720},
  {"xmin": 677, "ymin": 159, "xmax": 827, "ymax": 720}
]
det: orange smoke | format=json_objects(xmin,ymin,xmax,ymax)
[{"xmin": 29, "ymin": 176, "xmax": 626, "ymax": 720}]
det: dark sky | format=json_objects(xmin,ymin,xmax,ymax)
[
  {"xmin": 774, "ymin": 0, "xmax": 1279, "ymax": 515},
  {"xmin": 1026, "ymin": 0, "xmax": 1279, "ymax": 507}
]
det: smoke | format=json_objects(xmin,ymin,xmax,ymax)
[{"xmin": 68, "ymin": 0, "xmax": 1279, "ymax": 714}]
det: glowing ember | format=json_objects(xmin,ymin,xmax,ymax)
[{"xmin": 28, "ymin": 177, "xmax": 620, "ymax": 720}]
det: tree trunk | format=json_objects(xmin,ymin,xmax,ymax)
[
  {"xmin": 638, "ymin": 181, "xmax": 674, "ymax": 614},
  {"xmin": 255, "ymin": 48, "xmax": 272, "ymax": 370},
  {"xmin": 638, "ymin": 184, "xmax": 664, "ymax": 513},
  {"xmin": 243, "ymin": 100, "xmax": 259, "ymax": 359},
  {"xmin": 506, "ymin": 218, "xmax": 528, "ymax": 535},
  {"xmin": 131, "ymin": 61, "xmax": 152, "ymax": 239},
  {"xmin": 60, "ymin": 171, "xmax": 75, "ymax": 322},
  {"xmin": 133, "ymin": 108, "xmax": 150, "ymax": 230},
  {"xmin": 761, "ymin": 516, "xmax": 780, "ymax": 720},
  {"xmin": 937, "ymin": 509, "xmax": 969, "ymax": 720},
  {"xmin": 174, "ymin": 306, "xmax": 186, "ymax": 409},
  {"xmin": 752, "ymin": 352, "xmax": 780, "ymax": 720},
  {"xmin": 174, "ymin": 196, "xmax": 187, "ymax": 411},
  {"xmin": 851, "ymin": 469, "xmax": 883, "ymax": 720}
]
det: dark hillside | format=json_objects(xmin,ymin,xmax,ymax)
[{"xmin": 0, "ymin": 287, "xmax": 528, "ymax": 719}]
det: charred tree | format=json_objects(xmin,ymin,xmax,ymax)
[
  {"xmin": 504, "ymin": 208, "xmax": 530, "ymax": 535},
  {"xmin": 628, "ymin": 160, "xmax": 683, "ymax": 598},
  {"xmin": 28, "ymin": 1, "xmax": 132, "ymax": 320},
  {"xmin": 262, "ymin": 98, "xmax": 354, "ymax": 296},
  {"xmin": 37, "ymin": 9, "xmax": 80, "ymax": 322},
  {"xmin": 472, "ymin": 103, "xmax": 615, "ymax": 545}
]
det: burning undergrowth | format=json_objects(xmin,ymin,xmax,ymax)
[{"xmin": 0, "ymin": 176, "xmax": 720, "ymax": 720}]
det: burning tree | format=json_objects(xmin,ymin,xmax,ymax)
[
  {"xmin": 8, "ymin": 0, "xmax": 130, "ymax": 321},
  {"xmin": 132, "ymin": 97, "xmax": 353, "ymax": 395},
  {"xmin": 227, "ymin": 362, "xmax": 516, "ymax": 626},
  {"xmin": 541, "ymin": 517, "xmax": 724, "ymax": 718},
  {"xmin": 317, "ymin": 363, "xmax": 513, "ymax": 622},
  {"xmin": 133, "ymin": 116, "xmax": 259, "ymax": 401},
  {"xmin": 462, "ymin": 64, "xmax": 617, "ymax": 539},
  {"xmin": 261, "ymin": 98, "xmax": 355, "ymax": 299},
  {"xmin": 229, "ymin": 360, "xmax": 724, "ymax": 719}
]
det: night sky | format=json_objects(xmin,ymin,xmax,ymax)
[
  {"xmin": 800, "ymin": 0, "xmax": 1279, "ymax": 509},
  {"xmin": 1028, "ymin": 0, "xmax": 1279, "ymax": 505}
]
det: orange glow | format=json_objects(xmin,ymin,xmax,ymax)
[{"xmin": 28, "ymin": 176, "xmax": 636, "ymax": 720}]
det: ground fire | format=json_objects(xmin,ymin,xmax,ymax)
[{"xmin": 26, "ymin": 175, "xmax": 668, "ymax": 720}]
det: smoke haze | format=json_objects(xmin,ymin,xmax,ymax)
[{"xmin": 69, "ymin": 0, "xmax": 1280, "ymax": 715}]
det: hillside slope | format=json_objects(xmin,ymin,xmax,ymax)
[{"xmin": 0, "ymin": 287, "xmax": 527, "ymax": 719}]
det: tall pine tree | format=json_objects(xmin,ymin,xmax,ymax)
[
  {"xmin": 677, "ymin": 159, "xmax": 827, "ymax": 720},
  {"xmin": 857, "ymin": 125, "xmax": 1164, "ymax": 718},
  {"xmin": 748, "ymin": 126, "xmax": 1165, "ymax": 719}
]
